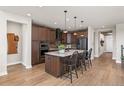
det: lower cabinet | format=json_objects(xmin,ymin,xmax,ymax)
[{"xmin": 45, "ymin": 55, "xmax": 62, "ymax": 77}]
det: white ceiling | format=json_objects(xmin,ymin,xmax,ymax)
[{"xmin": 0, "ymin": 6, "xmax": 124, "ymax": 31}]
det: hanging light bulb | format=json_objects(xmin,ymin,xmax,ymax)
[
  {"xmin": 73, "ymin": 33, "xmax": 77, "ymax": 35},
  {"xmin": 73, "ymin": 16, "xmax": 77, "ymax": 35}
]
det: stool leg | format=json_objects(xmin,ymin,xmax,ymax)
[
  {"xmin": 69, "ymin": 66, "xmax": 72, "ymax": 83},
  {"xmin": 80, "ymin": 62, "xmax": 83, "ymax": 74},
  {"xmin": 90, "ymin": 59, "xmax": 92, "ymax": 67},
  {"xmin": 75, "ymin": 66, "xmax": 78, "ymax": 78},
  {"xmin": 84, "ymin": 61, "xmax": 87, "ymax": 71}
]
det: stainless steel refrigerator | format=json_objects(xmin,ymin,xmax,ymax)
[{"xmin": 76, "ymin": 37, "xmax": 88, "ymax": 50}]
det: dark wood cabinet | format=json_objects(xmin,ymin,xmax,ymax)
[
  {"xmin": 32, "ymin": 25, "xmax": 39, "ymax": 40},
  {"xmin": 71, "ymin": 31, "xmax": 88, "ymax": 44},
  {"xmin": 45, "ymin": 55, "xmax": 61, "ymax": 77},
  {"xmin": 32, "ymin": 41, "xmax": 40, "ymax": 65},
  {"xmin": 39, "ymin": 27, "xmax": 47, "ymax": 41},
  {"xmin": 50, "ymin": 31, "xmax": 56, "ymax": 43},
  {"xmin": 32, "ymin": 24, "xmax": 56, "ymax": 65},
  {"xmin": 62, "ymin": 33, "xmax": 67, "ymax": 44}
]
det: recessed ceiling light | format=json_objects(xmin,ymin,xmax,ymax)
[
  {"xmin": 68, "ymin": 26, "xmax": 71, "ymax": 29},
  {"xmin": 66, "ymin": 18, "xmax": 69, "ymax": 21},
  {"xmin": 26, "ymin": 13, "xmax": 31, "ymax": 17},
  {"xmin": 80, "ymin": 25, "xmax": 82, "ymax": 27},
  {"xmin": 54, "ymin": 22, "xmax": 57, "ymax": 24},
  {"xmin": 39, "ymin": 6, "xmax": 43, "ymax": 7},
  {"xmin": 102, "ymin": 26, "xmax": 105, "ymax": 28},
  {"xmin": 63, "ymin": 30, "xmax": 68, "ymax": 33}
]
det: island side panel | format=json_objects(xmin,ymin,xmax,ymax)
[{"xmin": 45, "ymin": 55, "xmax": 63, "ymax": 77}]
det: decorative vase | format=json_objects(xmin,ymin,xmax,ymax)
[{"xmin": 59, "ymin": 49, "xmax": 65, "ymax": 54}]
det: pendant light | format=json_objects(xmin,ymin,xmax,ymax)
[
  {"xmin": 63, "ymin": 10, "xmax": 68, "ymax": 33},
  {"xmin": 80, "ymin": 20, "xmax": 84, "ymax": 27},
  {"xmin": 80, "ymin": 20, "xmax": 84, "ymax": 37},
  {"xmin": 73, "ymin": 16, "xmax": 77, "ymax": 35}
]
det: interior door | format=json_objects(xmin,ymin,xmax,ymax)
[{"xmin": 105, "ymin": 35, "xmax": 113, "ymax": 52}]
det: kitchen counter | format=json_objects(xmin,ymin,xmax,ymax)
[
  {"xmin": 45, "ymin": 49, "xmax": 84, "ymax": 77},
  {"xmin": 45, "ymin": 50, "xmax": 84, "ymax": 57}
]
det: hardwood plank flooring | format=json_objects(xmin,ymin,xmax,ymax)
[{"xmin": 0, "ymin": 53, "xmax": 124, "ymax": 86}]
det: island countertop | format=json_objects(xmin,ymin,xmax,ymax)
[{"xmin": 45, "ymin": 50, "xmax": 84, "ymax": 57}]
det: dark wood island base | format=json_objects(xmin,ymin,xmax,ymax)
[{"xmin": 45, "ymin": 55, "xmax": 64, "ymax": 77}]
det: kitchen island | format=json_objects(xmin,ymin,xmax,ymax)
[{"xmin": 45, "ymin": 50, "xmax": 84, "ymax": 77}]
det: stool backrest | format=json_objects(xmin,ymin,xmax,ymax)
[
  {"xmin": 69, "ymin": 51, "xmax": 78, "ymax": 65},
  {"xmin": 88, "ymin": 48, "xmax": 92, "ymax": 59}
]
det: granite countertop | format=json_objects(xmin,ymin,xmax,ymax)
[
  {"xmin": 45, "ymin": 50, "xmax": 84, "ymax": 57},
  {"xmin": 49, "ymin": 48, "xmax": 58, "ymax": 51}
]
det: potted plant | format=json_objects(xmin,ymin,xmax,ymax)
[
  {"xmin": 58, "ymin": 44, "xmax": 65, "ymax": 54},
  {"xmin": 121, "ymin": 56, "xmax": 124, "ymax": 62}
]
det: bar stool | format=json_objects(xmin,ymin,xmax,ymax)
[
  {"xmin": 62, "ymin": 51, "xmax": 79, "ymax": 83},
  {"xmin": 85, "ymin": 48, "xmax": 92, "ymax": 67}
]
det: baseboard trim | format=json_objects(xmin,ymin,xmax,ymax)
[
  {"xmin": 26, "ymin": 65, "xmax": 32, "ymax": 69},
  {"xmin": 22, "ymin": 62, "xmax": 32, "ymax": 69},
  {"xmin": 7, "ymin": 61, "xmax": 22, "ymax": 66},
  {"xmin": 112, "ymin": 57, "xmax": 116, "ymax": 60},
  {"xmin": 94, "ymin": 55, "xmax": 99, "ymax": 58},
  {"xmin": 116, "ymin": 60, "xmax": 121, "ymax": 63},
  {"xmin": 0, "ymin": 71, "xmax": 8, "ymax": 76}
]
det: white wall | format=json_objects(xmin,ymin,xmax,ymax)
[
  {"xmin": 7, "ymin": 21, "xmax": 22, "ymax": 66},
  {"xmin": 0, "ymin": 11, "xmax": 7, "ymax": 76},
  {"xmin": 112, "ymin": 27, "xmax": 116, "ymax": 60},
  {"xmin": 0, "ymin": 10, "xmax": 32, "ymax": 76},
  {"xmin": 116, "ymin": 24, "xmax": 124, "ymax": 63},
  {"xmin": 94, "ymin": 31, "xmax": 99, "ymax": 57},
  {"xmin": 88, "ymin": 26, "xmax": 95, "ymax": 59}
]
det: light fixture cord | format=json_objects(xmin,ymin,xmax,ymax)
[
  {"xmin": 74, "ymin": 16, "xmax": 77, "ymax": 30},
  {"xmin": 64, "ymin": 11, "xmax": 67, "ymax": 30}
]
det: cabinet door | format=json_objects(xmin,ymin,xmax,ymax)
[
  {"xmin": 32, "ymin": 41, "xmax": 40, "ymax": 65},
  {"xmin": 45, "ymin": 28, "xmax": 50, "ymax": 41},
  {"xmin": 32, "ymin": 25, "xmax": 39, "ymax": 40},
  {"xmin": 50, "ymin": 31, "xmax": 56, "ymax": 43},
  {"xmin": 71, "ymin": 33, "xmax": 77, "ymax": 44},
  {"xmin": 62, "ymin": 33, "xmax": 67, "ymax": 44},
  {"xmin": 45, "ymin": 55, "xmax": 51, "ymax": 73},
  {"xmin": 38, "ymin": 27, "xmax": 44, "ymax": 41}
]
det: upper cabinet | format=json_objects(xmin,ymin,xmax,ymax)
[
  {"xmin": 39, "ymin": 27, "xmax": 46, "ymax": 41},
  {"xmin": 32, "ymin": 24, "xmax": 56, "ymax": 43},
  {"xmin": 32, "ymin": 25, "xmax": 39, "ymax": 40},
  {"xmin": 50, "ymin": 31, "xmax": 56, "ymax": 43},
  {"xmin": 62, "ymin": 33, "xmax": 67, "ymax": 44},
  {"xmin": 71, "ymin": 31, "xmax": 88, "ymax": 44}
]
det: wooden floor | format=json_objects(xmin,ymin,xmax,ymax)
[{"xmin": 1, "ymin": 53, "xmax": 124, "ymax": 86}]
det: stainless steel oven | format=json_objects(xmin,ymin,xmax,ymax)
[{"xmin": 39, "ymin": 41, "xmax": 49, "ymax": 62}]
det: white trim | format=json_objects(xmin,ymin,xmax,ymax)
[
  {"xmin": 112, "ymin": 57, "xmax": 116, "ymax": 60},
  {"xmin": 0, "ymin": 71, "xmax": 8, "ymax": 76},
  {"xmin": 22, "ymin": 62, "xmax": 32, "ymax": 69},
  {"xmin": 26, "ymin": 65, "xmax": 32, "ymax": 69},
  {"xmin": 7, "ymin": 61, "xmax": 22, "ymax": 66},
  {"xmin": 94, "ymin": 54, "xmax": 99, "ymax": 58},
  {"xmin": 116, "ymin": 60, "xmax": 121, "ymax": 63}
]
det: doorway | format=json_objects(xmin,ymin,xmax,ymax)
[
  {"xmin": 104, "ymin": 35, "xmax": 113, "ymax": 52},
  {"xmin": 100, "ymin": 31, "xmax": 113, "ymax": 56}
]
